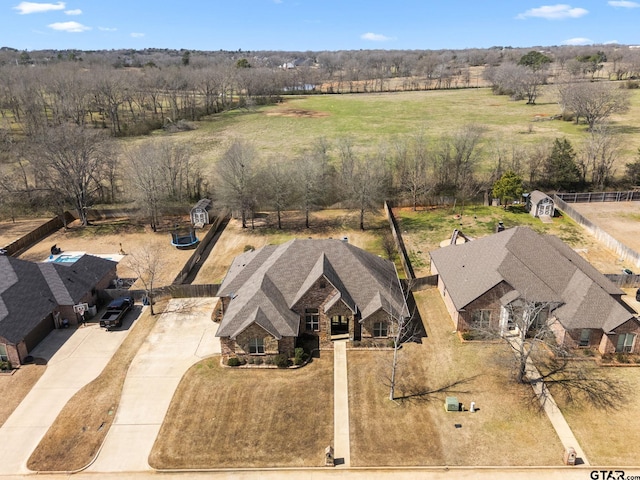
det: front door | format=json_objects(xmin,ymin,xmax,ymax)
[{"xmin": 331, "ymin": 315, "xmax": 349, "ymax": 336}]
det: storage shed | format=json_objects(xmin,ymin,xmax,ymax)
[
  {"xmin": 191, "ymin": 199, "xmax": 212, "ymax": 228},
  {"xmin": 527, "ymin": 190, "xmax": 555, "ymax": 218}
]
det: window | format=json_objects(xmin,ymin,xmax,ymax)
[
  {"xmin": 472, "ymin": 310, "xmax": 491, "ymax": 329},
  {"xmin": 616, "ymin": 333, "xmax": 636, "ymax": 353},
  {"xmin": 579, "ymin": 329, "xmax": 591, "ymax": 347},
  {"xmin": 249, "ymin": 337, "xmax": 265, "ymax": 355},
  {"xmin": 373, "ymin": 322, "xmax": 388, "ymax": 337},
  {"xmin": 305, "ymin": 308, "xmax": 319, "ymax": 331},
  {"xmin": 0, "ymin": 344, "xmax": 7, "ymax": 362}
]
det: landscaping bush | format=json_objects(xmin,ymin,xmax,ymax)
[
  {"xmin": 293, "ymin": 347, "xmax": 307, "ymax": 365},
  {"xmin": 243, "ymin": 245, "xmax": 255, "ymax": 252},
  {"xmin": 461, "ymin": 331, "xmax": 475, "ymax": 341},
  {"xmin": 253, "ymin": 356, "xmax": 263, "ymax": 365},
  {"xmin": 227, "ymin": 357, "xmax": 241, "ymax": 367},
  {"xmin": 0, "ymin": 360, "xmax": 11, "ymax": 371},
  {"xmin": 616, "ymin": 352, "xmax": 631, "ymax": 364},
  {"xmin": 274, "ymin": 354, "xmax": 290, "ymax": 368}
]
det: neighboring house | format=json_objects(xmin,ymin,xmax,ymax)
[
  {"xmin": 214, "ymin": 239, "xmax": 409, "ymax": 358},
  {"xmin": 527, "ymin": 190, "xmax": 555, "ymax": 218},
  {"xmin": 0, "ymin": 255, "xmax": 117, "ymax": 367},
  {"xmin": 430, "ymin": 226, "xmax": 640, "ymax": 354}
]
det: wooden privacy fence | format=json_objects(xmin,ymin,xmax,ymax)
[
  {"xmin": 172, "ymin": 213, "xmax": 229, "ymax": 285},
  {"xmin": 3, "ymin": 211, "xmax": 75, "ymax": 256},
  {"xmin": 384, "ymin": 201, "xmax": 416, "ymax": 280},
  {"xmin": 99, "ymin": 284, "xmax": 220, "ymax": 303},
  {"xmin": 604, "ymin": 274, "xmax": 640, "ymax": 288},
  {"xmin": 554, "ymin": 195, "xmax": 640, "ymax": 268},
  {"xmin": 556, "ymin": 191, "xmax": 640, "ymax": 203}
]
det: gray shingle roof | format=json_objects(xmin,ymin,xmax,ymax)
[
  {"xmin": 430, "ymin": 226, "xmax": 634, "ymax": 333},
  {"xmin": 0, "ymin": 255, "xmax": 116, "ymax": 345},
  {"xmin": 530, "ymin": 190, "xmax": 553, "ymax": 206},
  {"xmin": 216, "ymin": 239, "xmax": 408, "ymax": 339}
]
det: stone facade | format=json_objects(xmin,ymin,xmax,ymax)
[
  {"xmin": 457, "ymin": 283, "xmax": 512, "ymax": 331},
  {"xmin": 292, "ymin": 277, "xmax": 360, "ymax": 348}
]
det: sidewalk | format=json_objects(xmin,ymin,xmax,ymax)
[{"xmin": 333, "ymin": 341, "xmax": 351, "ymax": 467}]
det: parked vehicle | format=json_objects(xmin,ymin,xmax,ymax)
[{"xmin": 99, "ymin": 297, "xmax": 133, "ymax": 330}]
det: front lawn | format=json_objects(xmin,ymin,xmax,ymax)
[
  {"xmin": 149, "ymin": 356, "xmax": 334, "ymax": 468},
  {"xmin": 348, "ymin": 288, "xmax": 565, "ymax": 466}
]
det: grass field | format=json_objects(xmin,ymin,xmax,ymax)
[
  {"xmin": 171, "ymin": 87, "xmax": 640, "ymax": 174},
  {"xmin": 149, "ymin": 355, "xmax": 334, "ymax": 468}
]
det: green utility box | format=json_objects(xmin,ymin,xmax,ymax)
[{"xmin": 445, "ymin": 397, "xmax": 459, "ymax": 412}]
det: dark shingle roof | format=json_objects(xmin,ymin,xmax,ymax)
[
  {"xmin": 216, "ymin": 239, "xmax": 408, "ymax": 339},
  {"xmin": 0, "ymin": 255, "xmax": 116, "ymax": 345},
  {"xmin": 430, "ymin": 226, "xmax": 634, "ymax": 333}
]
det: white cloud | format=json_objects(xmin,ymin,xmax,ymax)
[
  {"xmin": 563, "ymin": 37, "xmax": 592, "ymax": 45},
  {"xmin": 48, "ymin": 21, "xmax": 90, "ymax": 32},
  {"xmin": 361, "ymin": 32, "xmax": 393, "ymax": 42},
  {"xmin": 98, "ymin": 26, "xmax": 117, "ymax": 31},
  {"xmin": 130, "ymin": 32, "xmax": 145, "ymax": 38},
  {"xmin": 608, "ymin": 1, "xmax": 640, "ymax": 7},
  {"xmin": 64, "ymin": 8, "xmax": 81, "ymax": 15},
  {"xmin": 517, "ymin": 4, "xmax": 588, "ymax": 20},
  {"xmin": 14, "ymin": 1, "xmax": 65, "ymax": 14},
  {"xmin": 604, "ymin": 40, "xmax": 619, "ymax": 44}
]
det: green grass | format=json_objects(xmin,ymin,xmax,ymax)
[
  {"xmin": 395, "ymin": 205, "xmax": 587, "ymax": 276},
  {"xmin": 174, "ymin": 87, "xmax": 640, "ymax": 173}
]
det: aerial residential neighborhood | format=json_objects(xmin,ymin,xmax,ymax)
[{"xmin": 3, "ymin": 1, "xmax": 640, "ymax": 479}]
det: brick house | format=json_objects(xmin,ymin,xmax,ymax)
[
  {"xmin": 0, "ymin": 255, "xmax": 117, "ymax": 367},
  {"xmin": 430, "ymin": 226, "xmax": 640, "ymax": 354},
  {"xmin": 215, "ymin": 239, "xmax": 409, "ymax": 359}
]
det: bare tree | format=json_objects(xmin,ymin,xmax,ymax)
[
  {"xmin": 258, "ymin": 156, "xmax": 295, "ymax": 229},
  {"xmin": 215, "ymin": 139, "xmax": 258, "ymax": 228},
  {"xmin": 127, "ymin": 245, "xmax": 166, "ymax": 315},
  {"xmin": 393, "ymin": 134, "xmax": 431, "ymax": 210},
  {"xmin": 557, "ymin": 81, "xmax": 631, "ymax": 130},
  {"xmin": 477, "ymin": 295, "xmax": 627, "ymax": 409},
  {"xmin": 341, "ymin": 145, "xmax": 390, "ymax": 230},
  {"xmin": 579, "ymin": 125, "xmax": 621, "ymax": 190},
  {"xmin": 31, "ymin": 125, "xmax": 110, "ymax": 226}
]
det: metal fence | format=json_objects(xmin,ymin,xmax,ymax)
[{"xmin": 555, "ymin": 191, "xmax": 640, "ymax": 203}]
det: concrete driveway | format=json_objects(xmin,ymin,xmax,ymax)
[
  {"xmin": 87, "ymin": 298, "xmax": 220, "ymax": 473},
  {"xmin": 0, "ymin": 311, "xmax": 138, "ymax": 475}
]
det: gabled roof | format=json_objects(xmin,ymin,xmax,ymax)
[
  {"xmin": 430, "ymin": 226, "xmax": 634, "ymax": 333},
  {"xmin": 0, "ymin": 255, "xmax": 116, "ymax": 344},
  {"xmin": 530, "ymin": 190, "xmax": 553, "ymax": 205},
  {"xmin": 216, "ymin": 239, "xmax": 408, "ymax": 339}
]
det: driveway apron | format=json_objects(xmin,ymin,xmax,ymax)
[
  {"xmin": 87, "ymin": 298, "xmax": 220, "ymax": 472},
  {"xmin": 0, "ymin": 319, "xmax": 133, "ymax": 475}
]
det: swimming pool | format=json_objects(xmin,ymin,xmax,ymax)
[{"xmin": 45, "ymin": 252, "xmax": 124, "ymax": 264}]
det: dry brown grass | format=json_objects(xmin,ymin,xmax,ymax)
[
  {"xmin": 193, "ymin": 210, "xmax": 390, "ymax": 284},
  {"xmin": 555, "ymin": 367, "xmax": 640, "ymax": 465},
  {"xmin": 149, "ymin": 355, "xmax": 334, "ymax": 469},
  {"xmin": 0, "ymin": 364, "xmax": 46, "ymax": 427},
  {"xmin": 348, "ymin": 288, "xmax": 565, "ymax": 466},
  {"xmin": 26, "ymin": 303, "xmax": 163, "ymax": 472}
]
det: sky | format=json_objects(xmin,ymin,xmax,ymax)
[{"xmin": 1, "ymin": 0, "xmax": 639, "ymax": 52}]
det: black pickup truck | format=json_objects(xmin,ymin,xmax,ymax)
[{"xmin": 99, "ymin": 297, "xmax": 133, "ymax": 330}]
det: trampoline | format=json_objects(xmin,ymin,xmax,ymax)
[{"xmin": 171, "ymin": 228, "xmax": 199, "ymax": 249}]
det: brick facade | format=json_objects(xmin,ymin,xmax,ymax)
[{"xmin": 457, "ymin": 283, "xmax": 512, "ymax": 331}]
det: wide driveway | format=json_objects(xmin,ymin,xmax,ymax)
[
  {"xmin": 87, "ymin": 298, "xmax": 220, "ymax": 473},
  {"xmin": 0, "ymin": 313, "xmax": 137, "ymax": 475}
]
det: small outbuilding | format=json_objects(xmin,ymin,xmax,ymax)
[
  {"xmin": 191, "ymin": 199, "xmax": 212, "ymax": 228},
  {"xmin": 527, "ymin": 190, "xmax": 555, "ymax": 218}
]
